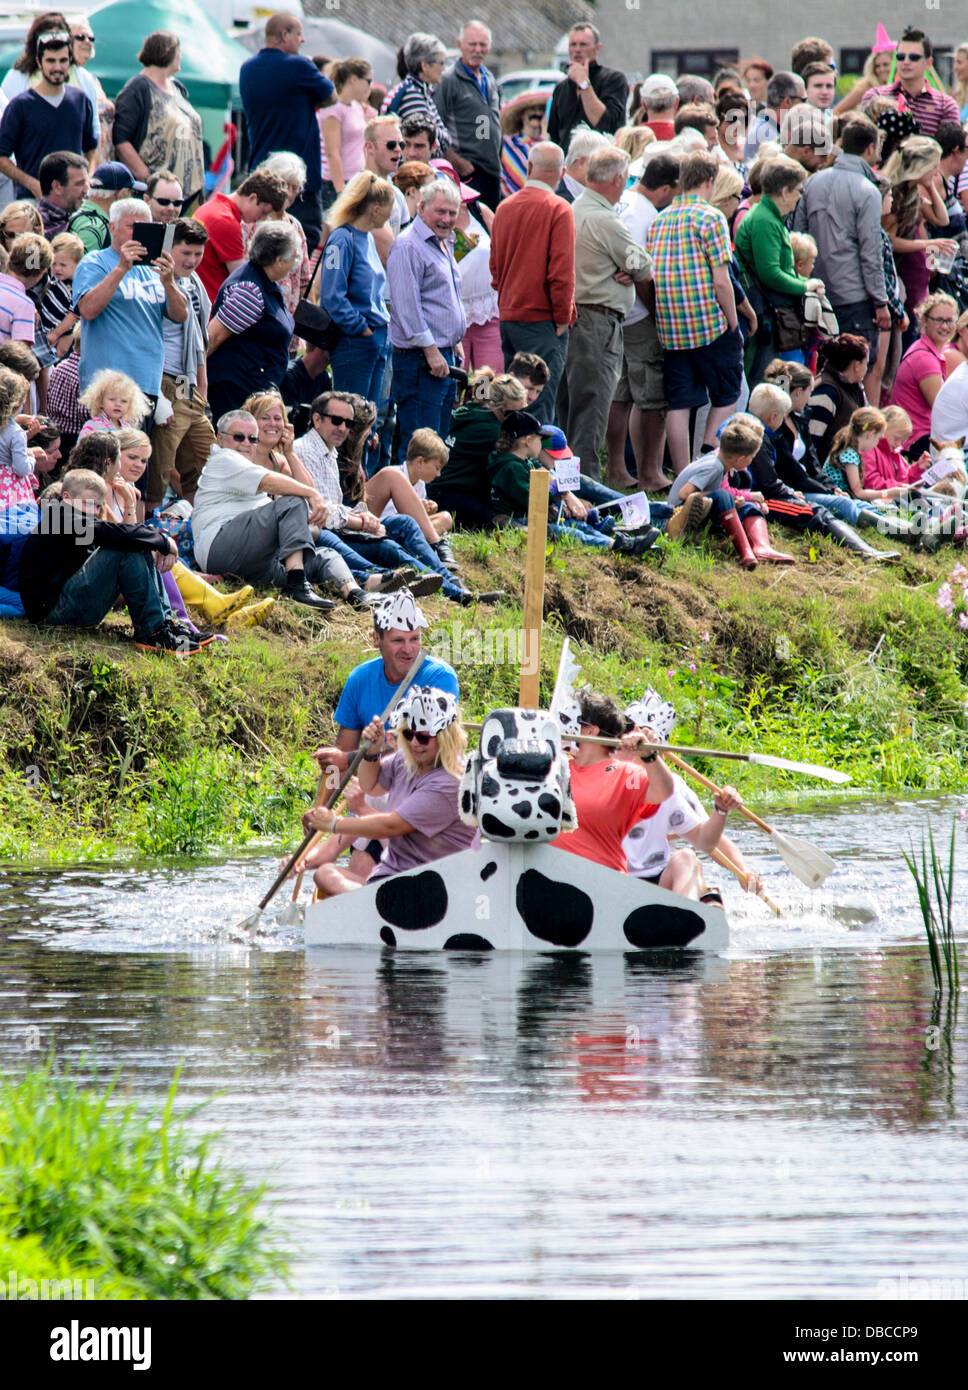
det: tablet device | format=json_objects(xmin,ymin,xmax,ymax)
[{"xmin": 131, "ymin": 222, "xmax": 174, "ymax": 260}]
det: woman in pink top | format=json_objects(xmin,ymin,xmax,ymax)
[
  {"xmin": 319, "ymin": 58, "xmax": 372, "ymax": 210},
  {"xmin": 889, "ymin": 292, "xmax": 957, "ymax": 454}
]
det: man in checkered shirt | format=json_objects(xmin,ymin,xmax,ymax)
[{"xmin": 645, "ymin": 149, "xmax": 743, "ymax": 474}]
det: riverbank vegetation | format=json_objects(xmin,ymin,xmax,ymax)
[
  {"xmin": 0, "ymin": 1062, "xmax": 288, "ymax": 1299},
  {"xmin": 1, "ymin": 529, "xmax": 966, "ymax": 861}
]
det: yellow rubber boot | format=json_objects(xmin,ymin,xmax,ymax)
[
  {"xmin": 172, "ymin": 562, "xmax": 254, "ymax": 625},
  {"xmin": 223, "ymin": 597, "xmax": 277, "ymax": 631}
]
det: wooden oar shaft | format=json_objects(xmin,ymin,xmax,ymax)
[
  {"xmin": 664, "ymin": 751, "xmax": 774, "ymax": 834},
  {"xmin": 260, "ymin": 649, "xmax": 426, "ymax": 912},
  {"xmin": 709, "ymin": 847, "xmax": 782, "ymax": 916},
  {"xmin": 519, "ymin": 468, "xmax": 549, "ymax": 709}
]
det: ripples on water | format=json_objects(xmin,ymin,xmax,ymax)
[{"xmin": 1, "ymin": 796, "xmax": 966, "ymax": 1299}]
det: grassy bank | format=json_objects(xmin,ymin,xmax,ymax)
[
  {"xmin": 1, "ymin": 528, "xmax": 966, "ymax": 862},
  {"xmin": 0, "ymin": 1062, "xmax": 288, "ymax": 1299}
]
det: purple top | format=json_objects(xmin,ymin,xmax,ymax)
[
  {"xmin": 367, "ymin": 751, "xmax": 478, "ymax": 880},
  {"xmin": 386, "ymin": 216, "xmax": 467, "ymax": 350}
]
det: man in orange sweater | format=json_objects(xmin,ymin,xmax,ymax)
[{"xmin": 489, "ymin": 141, "xmax": 576, "ymax": 423}]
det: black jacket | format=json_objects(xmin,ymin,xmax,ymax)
[
  {"xmin": 547, "ymin": 62, "xmax": 629, "ymax": 153},
  {"xmin": 772, "ymin": 416, "xmax": 835, "ymax": 495}
]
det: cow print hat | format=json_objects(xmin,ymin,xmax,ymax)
[
  {"xmin": 373, "ymin": 588, "xmax": 428, "ymax": 632},
  {"xmin": 625, "ymin": 688, "xmax": 677, "ymax": 743},
  {"xmin": 390, "ymin": 685, "xmax": 459, "ymax": 736}
]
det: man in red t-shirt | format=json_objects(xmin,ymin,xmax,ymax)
[
  {"xmin": 193, "ymin": 169, "xmax": 289, "ymax": 301},
  {"xmin": 553, "ymin": 690, "xmax": 674, "ymax": 872}
]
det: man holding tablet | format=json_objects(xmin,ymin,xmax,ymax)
[{"xmin": 73, "ymin": 196, "xmax": 187, "ymax": 450}]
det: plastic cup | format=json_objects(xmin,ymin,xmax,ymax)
[{"xmin": 929, "ymin": 243, "xmax": 956, "ymax": 274}]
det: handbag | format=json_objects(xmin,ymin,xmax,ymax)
[{"xmin": 292, "ymin": 223, "xmax": 352, "ymax": 352}]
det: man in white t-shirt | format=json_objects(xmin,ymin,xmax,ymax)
[
  {"xmin": 930, "ymin": 359, "xmax": 968, "ymax": 442},
  {"xmin": 606, "ymin": 152, "xmax": 680, "ymax": 491},
  {"xmin": 620, "ymin": 691, "xmax": 761, "ymax": 904},
  {"xmin": 191, "ymin": 409, "xmax": 336, "ymax": 610}
]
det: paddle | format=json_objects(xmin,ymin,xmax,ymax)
[
  {"xmin": 668, "ymin": 754, "xmax": 836, "ymax": 890},
  {"xmin": 463, "ymin": 726, "xmax": 851, "ymax": 785},
  {"xmin": 709, "ymin": 846, "xmax": 782, "ymax": 915},
  {"xmin": 236, "ymin": 650, "xmax": 426, "ymax": 933}
]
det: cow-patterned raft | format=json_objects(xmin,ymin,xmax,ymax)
[{"xmin": 303, "ymin": 842, "xmax": 728, "ymax": 952}]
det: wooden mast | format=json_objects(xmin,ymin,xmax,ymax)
[{"xmin": 518, "ymin": 468, "xmax": 549, "ymax": 708}]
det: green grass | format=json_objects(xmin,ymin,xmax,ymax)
[{"xmin": 0, "ymin": 1061, "xmax": 289, "ymax": 1300}]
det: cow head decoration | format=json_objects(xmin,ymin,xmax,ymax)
[{"xmin": 459, "ymin": 708, "xmax": 577, "ymax": 842}]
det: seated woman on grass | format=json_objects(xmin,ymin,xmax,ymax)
[
  {"xmin": 428, "ymin": 369, "xmax": 529, "ymax": 528},
  {"xmin": 664, "ymin": 414, "xmax": 790, "ymax": 569},
  {"xmin": 302, "ymin": 687, "xmax": 478, "ymax": 896},
  {"xmin": 78, "ymin": 370, "xmax": 151, "ymax": 437},
  {"xmin": 489, "ymin": 411, "xmax": 661, "ymax": 558}
]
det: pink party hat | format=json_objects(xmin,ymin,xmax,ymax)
[{"xmin": 872, "ymin": 24, "xmax": 895, "ymax": 54}]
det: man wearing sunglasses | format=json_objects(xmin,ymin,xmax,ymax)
[
  {"xmin": 863, "ymin": 27, "xmax": 960, "ymax": 139},
  {"xmin": 363, "ymin": 115, "xmax": 409, "ymax": 242},
  {"xmin": 147, "ymin": 169, "xmax": 185, "ymax": 225}
]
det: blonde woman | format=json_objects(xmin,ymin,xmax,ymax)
[
  {"xmin": 952, "ymin": 43, "xmax": 968, "ymax": 120},
  {"xmin": 883, "ymin": 136, "xmax": 957, "ymax": 321},
  {"xmin": 0, "ymin": 200, "xmax": 42, "ymax": 251},
  {"xmin": 889, "ymin": 290, "xmax": 960, "ymax": 453},
  {"xmin": 833, "ymin": 47, "xmax": 896, "ymax": 117},
  {"xmin": 318, "ymin": 170, "xmax": 394, "ymax": 403},
  {"xmin": 428, "ymin": 369, "xmax": 528, "ymax": 527},
  {"xmin": 320, "ymin": 58, "xmax": 373, "ymax": 207},
  {"xmin": 303, "ymin": 685, "xmax": 477, "ymax": 896}
]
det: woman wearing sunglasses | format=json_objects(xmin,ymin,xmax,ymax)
[{"xmin": 303, "ymin": 684, "xmax": 477, "ymax": 897}]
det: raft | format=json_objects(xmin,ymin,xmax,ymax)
[{"xmin": 303, "ymin": 841, "xmax": 728, "ymax": 952}]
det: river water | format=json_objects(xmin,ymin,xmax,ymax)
[{"xmin": 2, "ymin": 795, "xmax": 967, "ymax": 1300}]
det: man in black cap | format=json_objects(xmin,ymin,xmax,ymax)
[{"xmin": 68, "ymin": 161, "xmax": 147, "ymax": 253}]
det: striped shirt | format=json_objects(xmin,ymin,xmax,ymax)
[
  {"xmin": 387, "ymin": 216, "xmax": 466, "ymax": 350},
  {"xmin": 862, "ymin": 81, "xmax": 960, "ymax": 138},
  {"xmin": 214, "ymin": 280, "xmax": 265, "ymax": 334},
  {"xmin": 292, "ymin": 427, "xmax": 365, "ymax": 530},
  {"xmin": 387, "ymin": 76, "xmax": 451, "ymax": 154},
  {"xmin": 0, "ymin": 272, "xmax": 36, "ymax": 342},
  {"xmin": 644, "ymin": 194, "xmax": 733, "ymax": 352}
]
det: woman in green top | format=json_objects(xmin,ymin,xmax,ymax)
[
  {"xmin": 489, "ymin": 412, "xmax": 659, "ymax": 558},
  {"xmin": 426, "ymin": 370, "xmax": 527, "ymax": 528},
  {"xmin": 735, "ymin": 157, "xmax": 822, "ymax": 381}
]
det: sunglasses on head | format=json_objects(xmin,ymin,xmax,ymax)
[
  {"xmin": 152, "ymin": 197, "xmax": 181, "ymax": 207},
  {"xmin": 322, "ymin": 412, "xmax": 353, "ymax": 426},
  {"xmin": 401, "ymin": 728, "xmax": 433, "ymax": 745},
  {"xmin": 38, "ymin": 31, "xmax": 71, "ymax": 46},
  {"xmin": 229, "ymin": 431, "xmax": 259, "ymax": 444}
]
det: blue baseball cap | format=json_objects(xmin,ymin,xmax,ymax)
[{"xmin": 90, "ymin": 161, "xmax": 147, "ymax": 193}]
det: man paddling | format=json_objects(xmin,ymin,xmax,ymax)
[
  {"xmin": 620, "ymin": 690, "xmax": 761, "ymax": 905},
  {"xmin": 310, "ymin": 588, "xmax": 459, "ymax": 877},
  {"xmin": 552, "ymin": 689, "xmax": 674, "ymax": 870}
]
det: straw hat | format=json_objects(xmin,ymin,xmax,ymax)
[{"xmin": 500, "ymin": 89, "xmax": 550, "ymax": 136}]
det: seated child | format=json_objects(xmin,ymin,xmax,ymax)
[
  {"xmin": 506, "ymin": 352, "xmax": 550, "ymax": 411},
  {"xmin": 860, "ymin": 405, "xmax": 927, "ymax": 494},
  {"xmin": 366, "ymin": 428, "xmax": 457, "ymax": 570},
  {"xmin": 40, "ymin": 232, "xmax": 84, "ymax": 359},
  {"xmin": 78, "ymin": 369, "xmax": 150, "ymax": 439},
  {"xmin": 17, "ymin": 467, "xmax": 204, "ymax": 656},
  {"xmin": 823, "ymin": 407, "xmax": 893, "ymax": 500},
  {"xmin": 536, "ymin": 425, "xmax": 674, "ymax": 529},
  {"xmin": 488, "ymin": 411, "xmax": 661, "ymax": 557},
  {"xmin": 666, "ymin": 414, "xmax": 793, "ymax": 569},
  {"xmin": 0, "ymin": 365, "xmax": 35, "ymax": 508}
]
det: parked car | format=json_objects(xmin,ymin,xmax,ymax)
[{"xmin": 497, "ymin": 68, "xmax": 563, "ymax": 104}]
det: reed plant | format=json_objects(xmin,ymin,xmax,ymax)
[
  {"xmin": 0, "ymin": 1061, "xmax": 289, "ymax": 1299},
  {"xmin": 903, "ymin": 822, "xmax": 961, "ymax": 993}
]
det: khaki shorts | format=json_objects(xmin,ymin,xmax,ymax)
[{"xmin": 614, "ymin": 315, "xmax": 666, "ymax": 411}]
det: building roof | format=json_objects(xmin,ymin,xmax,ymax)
[{"xmin": 303, "ymin": 0, "xmax": 596, "ymax": 62}]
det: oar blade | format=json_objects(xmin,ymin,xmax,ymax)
[
  {"xmin": 277, "ymin": 900, "xmax": 305, "ymax": 927},
  {"xmin": 746, "ymin": 751, "xmax": 852, "ymax": 784},
  {"xmin": 771, "ymin": 829, "xmax": 837, "ymax": 888}
]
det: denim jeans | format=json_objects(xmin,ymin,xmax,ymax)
[
  {"xmin": 393, "ymin": 346, "xmax": 457, "ymax": 463},
  {"xmin": 316, "ymin": 528, "xmax": 384, "ymax": 579},
  {"xmin": 45, "ymin": 548, "xmax": 166, "ymax": 640},
  {"xmin": 573, "ymin": 477, "xmax": 674, "ymax": 529},
  {"xmin": 382, "ymin": 515, "xmax": 465, "ymax": 598},
  {"xmin": 706, "ymin": 488, "xmax": 759, "ymax": 523},
  {"xmin": 800, "ymin": 493, "xmax": 879, "ymax": 527},
  {"xmin": 328, "ymin": 324, "xmax": 389, "ymax": 408}
]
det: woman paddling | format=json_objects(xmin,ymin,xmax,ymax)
[{"xmin": 303, "ymin": 687, "xmax": 477, "ymax": 895}]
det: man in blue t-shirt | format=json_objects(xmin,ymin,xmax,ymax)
[
  {"xmin": 311, "ymin": 586, "xmax": 459, "ymax": 876},
  {"xmin": 239, "ymin": 11, "xmax": 333, "ymax": 253},
  {"xmin": 0, "ymin": 35, "xmax": 97, "ymax": 199},
  {"xmin": 73, "ymin": 198, "xmax": 188, "ymax": 413}
]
